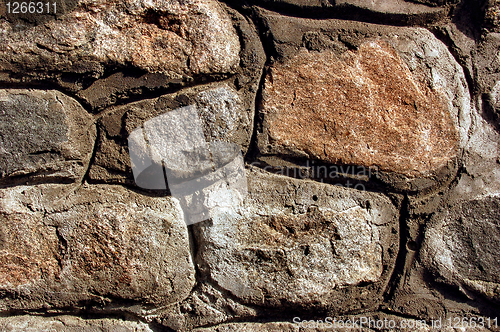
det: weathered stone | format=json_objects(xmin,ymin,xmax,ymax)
[
  {"xmin": 0, "ymin": 315, "xmax": 155, "ymax": 331},
  {"xmin": 475, "ymin": 33, "xmax": 500, "ymax": 129},
  {"xmin": 245, "ymin": 0, "xmax": 447, "ymax": 26},
  {"xmin": 89, "ymin": 83, "xmax": 252, "ymax": 185},
  {"xmin": 193, "ymin": 322, "xmax": 301, "ymax": 332},
  {"xmin": 484, "ymin": 0, "xmax": 500, "ymax": 32},
  {"xmin": 335, "ymin": 0, "xmax": 448, "ymax": 19},
  {"xmin": 259, "ymin": 40, "xmax": 458, "ymax": 177},
  {"xmin": 406, "ymin": 0, "xmax": 459, "ymax": 6},
  {"xmin": 255, "ymin": 13, "xmax": 470, "ymax": 191},
  {"xmin": 194, "ymin": 167, "xmax": 398, "ymax": 310},
  {"xmin": 159, "ymin": 283, "xmax": 257, "ymax": 331},
  {"xmin": 488, "ymin": 81, "xmax": 500, "ymax": 121},
  {"xmin": 450, "ymin": 80, "xmax": 500, "ymax": 203},
  {"xmin": 191, "ymin": 313, "xmax": 468, "ymax": 331},
  {"xmin": 223, "ymin": 5, "xmax": 266, "ymax": 92},
  {"xmin": 0, "ymin": 184, "xmax": 195, "ymax": 310},
  {"xmin": 0, "ymin": 0, "xmax": 240, "ymax": 87},
  {"xmin": 0, "ymin": 89, "xmax": 95, "ymax": 185},
  {"xmin": 432, "ymin": 23, "xmax": 475, "ymax": 85},
  {"xmin": 76, "ymin": 72, "xmax": 185, "ymax": 110},
  {"xmin": 475, "ymin": 33, "xmax": 500, "ymax": 96},
  {"xmin": 421, "ymin": 195, "xmax": 500, "ymax": 303},
  {"xmin": 452, "ymin": 126, "xmax": 500, "ymax": 202},
  {"xmin": 388, "ymin": 100, "xmax": 500, "ymax": 321}
]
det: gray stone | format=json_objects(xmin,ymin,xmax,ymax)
[
  {"xmin": 0, "ymin": 89, "xmax": 95, "ymax": 185},
  {"xmin": 248, "ymin": 0, "xmax": 447, "ymax": 25},
  {"xmin": 0, "ymin": 183, "xmax": 195, "ymax": 310},
  {"xmin": 76, "ymin": 72, "xmax": 185, "ymax": 111},
  {"xmin": 405, "ymin": 0, "xmax": 459, "ymax": 6},
  {"xmin": 478, "ymin": 35, "xmax": 500, "ymax": 125},
  {"xmin": 432, "ymin": 23, "xmax": 475, "ymax": 89},
  {"xmin": 488, "ymin": 81, "xmax": 500, "ymax": 121},
  {"xmin": 194, "ymin": 167, "xmax": 399, "ymax": 310},
  {"xmin": 336, "ymin": 0, "xmax": 448, "ymax": 18},
  {"xmin": 451, "ymin": 97, "xmax": 500, "ymax": 203},
  {"xmin": 89, "ymin": 83, "xmax": 252, "ymax": 186},
  {"xmin": 421, "ymin": 195, "xmax": 500, "ymax": 303},
  {"xmin": 159, "ymin": 283, "xmax": 257, "ymax": 331},
  {"xmin": 191, "ymin": 313, "xmax": 469, "ymax": 331},
  {"xmin": 484, "ymin": 0, "xmax": 500, "ymax": 32},
  {"xmin": 0, "ymin": 0, "xmax": 240, "ymax": 88},
  {"xmin": 193, "ymin": 322, "xmax": 300, "ymax": 332},
  {"xmin": 0, "ymin": 315, "xmax": 155, "ymax": 331},
  {"xmin": 475, "ymin": 33, "xmax": 500, "ymax": 97}
]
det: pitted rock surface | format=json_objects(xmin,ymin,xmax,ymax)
[
  {"xmin": 0, "ymin": 0, "xmax": 240, "ymax": 84},
  {"xmin": 89, "ymin": 83, "xmax": 251, "ymax": 185},
  {"xmin": 0, "ymin": 0, "xmax": 500, "ymax": 328},
  {"xmin": 0, "ymin": 315, "xmax": 155, "ymax": 331},
  {"xmin": 484, "ymin": 0, "xmax": 500, "ymax": 32},
  {"xmin": 259, "ymin": 40, "xmax": 458, "ymax": 177},
  {"xmin": 194, "ymin": 168, "xmax": 398, "ymax": 309},
  {"xmin": 421, "ymin": 195, "xmax": 500, "ymax": 303},
  {"xmin": 0, "ymin": 184, "xmax": 195, "ymax": 310},
  {"xmin": 0, "ymin": 89, "xmax": 95, "ymax": 185}
]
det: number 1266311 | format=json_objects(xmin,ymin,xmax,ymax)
[{"xmin": 6, "ymin": 2, "xmax": 56, "ymax": 14}]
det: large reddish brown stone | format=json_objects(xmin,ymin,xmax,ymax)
[{"xmin": 258, "ymin": 40, "xmax": 459, "ymax": 177}]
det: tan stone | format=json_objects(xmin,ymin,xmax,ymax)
[
  {"xmin": 194, "ymin": 167, "xmax": 399, "ymax": 309},
  {"xmin": 0, "ymin": 184, "xmax": 195, "ymax": 310},
  {"xmin": 0, "ymin": 315, "xmax": 155, "ymax": 331},
  {"xmin": 0, "ymin": 0, "xmax": 240, "ymax": 81},
  {"xmin": 259, "ymin": 40, "xmax": 459, "ymax": 177}
]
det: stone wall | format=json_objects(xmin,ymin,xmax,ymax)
[{"xmin": 0, "ymin": 0, "xmax": 499, "ymax": 331}]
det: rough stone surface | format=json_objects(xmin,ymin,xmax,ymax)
[
  {"xmin": 0, "ymin": 0, "xmax": 240, "ymax": 87},
  {"xmin": 432, "ymin": 23, "xmax": 475, "ymax": 88},
  {"xmin": 335, "ymin": 0, "xmax": 448, "ymax": 16},
  {"xmin": 1, "ymin": 0, "xmax": 500, "ymax": 329},
  {"xmin": 193, "ymin": 322, "xmax": 301, "ymax": 332},
  {"xmin": 407, "ymin": 0, "xmax": 459, "ymax": 6},
  {"xmin": 421, "ymin": 195, "xmax": 500, "ymax": 303},
  {"xmin": 244, "ymin": 0, "xmax": 448, "ymax": 26},
  {"xmin": 488, "ymin": 81, "xmax": 500, "ymax": 121},
  {"xmin": 257, "ymin": 12, "xmax": 470, "ymax": 142},
  {"xmin": 76, "ymin": 71, "xmax": 186, "ymax": 111},
  {"xmin": 0, "ymin": 315, "xmax": 155, "ymax": 332},
  {"xmin": 452, "ymin": 111, "xmax": 500, "ymax": 202},
  {"xmin": 475, "ymin": 33, "xmax": 500, "ymax": 129},
  {"xmin": 159, "ymin": 283, "xmax": 257, "ymax": 331},
  {"xmin": 475, "ymin": 33, "xmax": 500, "ymax": 96},
  {"xmin": 255, "ymin": 12, "xmax": 471, "ymax": 191},
  {"xmin": 0, "ymin": 184, "xmax": 195, "ymax": 310},
  {"xmin": 194, "ymin": 167, "xmax": 399, "ymax": 310},
  {"xmin": 0, "ymin": 89, "xmax": 95, "ymax": 185},
  {"xmin": 0, "ymin": 315, "xmax": 156, "ymax": 331},
  {"xmin": 89, "ymin": 83, "xmax": 252, "ymax": 185},
  {"xmin": 484, "ymin": 0, "xmax": 500, "ymax": 32},
  {"xmin": 259, "ymin": 40, "xmax": 458, "ymax": 177}
]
